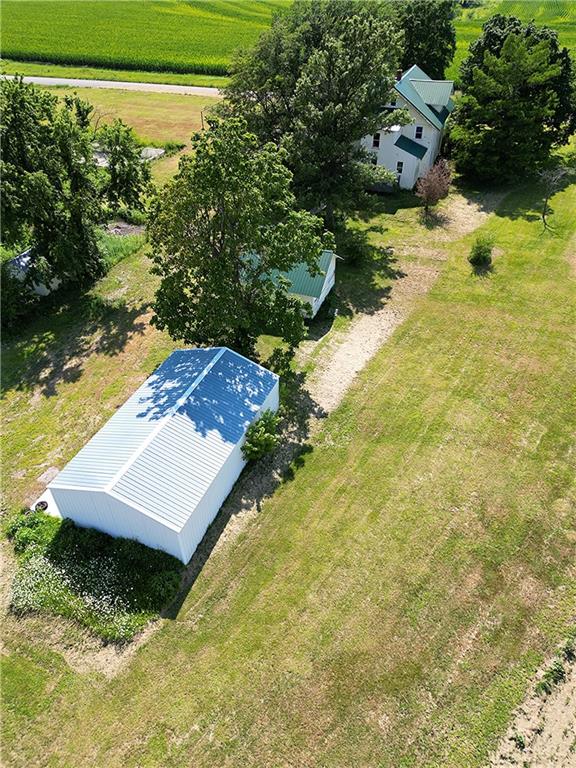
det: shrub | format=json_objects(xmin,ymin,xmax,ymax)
[
  {"xmin": 7, "ymin": 510, "xmax": 183, "ymax": 642},
  {"xmin": 0, "ymin": 261, "xmax": 38, "ymax": 332},
  {"xmin": 468, "ymin": 233, "xmax": 495, "ymax": 270},
  {"xmin": 535, "ymin": 659, "xmax": 566, "ymax": 696},
  {"xmin": 416, "ymin": 159, "xmax": 451, "ymax": 214},
  {"xmin": 242, "ymin": 410, "xmax": 281, "ymax": 461}
]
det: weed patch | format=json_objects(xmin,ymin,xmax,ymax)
[{"xmin": 6, "ymin": 510, "xmax": 183, "ymax": 643}]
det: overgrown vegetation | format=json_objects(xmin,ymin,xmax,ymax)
[
  {"xmin": 6, "ymin": 510, "xmax": 183, "ymax": 642},
  {"xmin": 242, "ymin": 410, "xmax": 281, "ymax": 461}
]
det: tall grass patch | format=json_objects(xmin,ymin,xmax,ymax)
[{"xmin": 6, "ymin": 510, "xmax": 183, "ymax": 642}]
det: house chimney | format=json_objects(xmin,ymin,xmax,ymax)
[{"xmin": 396, "ymin": 69, "xmax": 403, "ymax": 81}]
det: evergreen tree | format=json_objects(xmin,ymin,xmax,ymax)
[{"xmin": 451, "ymin": 32, "xmax": 571, "ymax": 182}]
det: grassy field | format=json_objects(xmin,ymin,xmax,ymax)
[
  {"xmin": 44, "ymin": 86, "xmax": 220, "ymax": 184},
  {"xmin": 2, "ymin": 171, "xmax": 575, "ymax": 765},
  {"xmin": 1, "ymin": 0, "xmax": 288, "ymax": 75},
  {"xmin": 1, "ymin": 59, "xmax": 229, "ymax": 88},
  {"xmin": 3, "ymin": 0, "xmax": 575, "ymax": 84}
]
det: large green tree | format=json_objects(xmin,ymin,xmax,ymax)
[
  {"xmin": 1, "ymin": 77, "xmax": 104, "ymax": 285},
  {"xmin": 221, "ymin": 0, "xmax": 402, "ymax": 227},
  {"xmin": 395, "ymin": 0, "xmax": 457, "ymax": 79},
  {"xmin": 451, "ymin": 32, "xmax": 571, "ymax": 182},
  {"xmin": 97, "ymin": 119, "xmax": 152, "ymax": 214},
  {"xmin": 460, "ymin": 14, "xmax": 575, "ymax": 145},
  {"xmin": 149, "ymin": 118, "xmax": 328, "ymax": 357}
]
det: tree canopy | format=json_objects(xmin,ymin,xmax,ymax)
[
  {"xmin": 1, "ymin": 78, "xmax": 153, "ymax": 288},
  {"xmin": 97, "ymin": 119, "xmax": 152, "ymax": 214},
  {"xmin": 451, "ymin": 28, "xmax": 574, "ymax": 182},
  {"xmin": 1, "ymin": 77, "xmax": 104, "ymax": 285},
  {"xmin": 149, "ymin": 118, "xmax": 329, "ymax": 357},
  {"xmin": 222, "ymin": 0, "xmax": 402, "ymax": 227},
  {"xmin": 395, "ymin": 0, "xmax": 457, "ymax": 80},
  {"xmin": 460, "ymin": 14, "xmax": 576, "ymax": 145}
]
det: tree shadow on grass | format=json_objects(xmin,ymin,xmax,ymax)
[
  {"xmin": 1, "ymin": 288, "xmax": 149, "ymax": 398},
  {"xmin": 333, "ymin": 226, "xmax": 406, "ymax": 319},
  {"xmin": 163, "ymin": 366, "xmax": 324, "ymax": 619},
  {"xmin": 452, "ymin": 173, "xmax": 574, "ymax": 224},
  {"xmin": 419, "ymin": 208, "xmax": 450, "ymax": 229}
]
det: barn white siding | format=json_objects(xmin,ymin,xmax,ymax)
[{"xmin": 41, "ymin": 348, "xmax": 280, "ymax": 563}]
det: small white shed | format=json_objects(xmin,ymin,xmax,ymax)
[{"xmin": 37, "ymin": 348, "xmax": 279, "ymax": 563}]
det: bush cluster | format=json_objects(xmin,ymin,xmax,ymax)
[
  {"xmin": 242, "ymin": 410, "xmax": 281, "ymax": 462},
  {"xmin": 0, "ymin": 261, "xmax": 39, "ymax": 332},
  {"xmin": 468, "ymin": 233, "xmax": 495, "ymax": 270},
  {"xmin": 6, "ymin": 510, "xmax": 183, "ymax": 642}
]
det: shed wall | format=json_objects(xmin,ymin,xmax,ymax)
[
  {"xmin": 177, "ymin": 379, "xmax": 280, "ymax": 562},
  {"xmin": 50, "ymin": 488, "xmax": 182, "ymax": 560}
]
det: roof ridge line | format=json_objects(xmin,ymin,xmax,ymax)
[{"xmin": 105, "ymin": 347, "xmax": 227, "ymax": 493}]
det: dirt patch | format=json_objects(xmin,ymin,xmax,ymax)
[
  {"xmin": 567, "ymin": 232, "xmax": 576, "ymax": 277},
  {"xmin": 105, "ymin": 220, "xmax": 146, "ymax": 237},
  {"xmin": 307, "ymin": 263, "xmax": 439, "ymax": 413},
  {"xmin": 490, "ymin": 654, "xmax": 576, "ymax": 767},
  {"xmin": 434, "ymin": 190, "xmax": 508, "ymax": 240}
]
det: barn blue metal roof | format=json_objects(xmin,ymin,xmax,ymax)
[{"xmin": 50, "ymin": 348, "xmax": 278, "ymax": 529}]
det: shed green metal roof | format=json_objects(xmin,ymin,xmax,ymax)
[
  {"xmin": 394, "ymin": 65, "xmax": 454, "ymax": 130},
  {"xmin": 395, "ymin": 134, "xmax": 428, "ymax": 160},
  {"xmin": 275, "ymin": 249, "xmax": 334, "ymax": 298}
]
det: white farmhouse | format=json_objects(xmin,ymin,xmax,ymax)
[{"xmin": 361, "ymin": 65, "xmax": 454, "ymax": 190}]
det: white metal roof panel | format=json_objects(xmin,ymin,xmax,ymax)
[
  {"xmin": 112, "ymin": 349, "xmax": 277, "ymax": 530},
  {"xmin": 50, "ymin": 348, "xmax": 224, "ymax": 490}
]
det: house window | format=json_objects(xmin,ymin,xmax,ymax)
[
  {"xmin": 390, "ymin": 97, "xmax": 397, "ymax": 107},
  {"xmin": 396, "ymin": 161, "xmax": 404, "ymax": 175},
  {"xmin": 415, "ymin": 126, "xmax": 423, "ymax": 139},
  {"xmin": 372, "ymin": 133, "xmax": 380, "ymax": 149}
]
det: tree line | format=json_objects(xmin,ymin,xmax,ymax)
[{"xmin": 2, "ymin": 0, "xmax": 574, "ymax": 356}]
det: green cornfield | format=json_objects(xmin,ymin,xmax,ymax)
[
  {"xmin": 1, "ymin": 0, "xmax": 290, "ymax": 75},
  {"xmin": 1, "ymin": 0, "xmax": 575, "ymax": 77}
]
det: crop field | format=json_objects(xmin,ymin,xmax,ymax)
[
  {"xmin": 2, "ymin": 0, "xmax": 575, "ymax": 82},
  {"xmin": 1, "ymin": 0, "xmax": 289, "ymax": 75}
]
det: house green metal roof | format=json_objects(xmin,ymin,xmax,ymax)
[
  {"xmin": 394, "ymin": 65, "xmax": 454, "ymax": 130},
  {"xmin": 411, "ymin": 79, "xmax": 454, "ymax": 107},
  {"xmin": 395, "ymin": 134, "xmax": 428, "ymax": 160},
  {"xmin": 274, "ymin": 249, "xmax": 334, "ymax": 298}
]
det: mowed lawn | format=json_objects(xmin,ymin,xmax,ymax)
[{"xmin": 2, "ymin": 177, "xmax": 575, "ymax": 767}]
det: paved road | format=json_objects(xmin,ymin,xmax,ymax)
[{"xmin": 2, "ymin": 74, "xmax": 221, "ymax": 97}]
